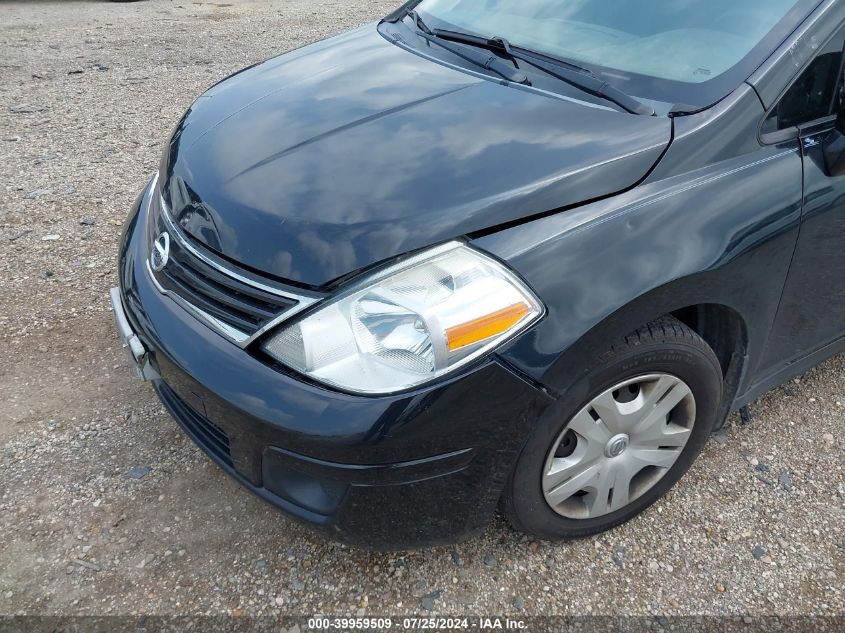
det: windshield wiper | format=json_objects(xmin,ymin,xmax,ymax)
[
  {"xmin": 431, "ymin": 29, "xmax": 655, "ymax": 116},
  {"xmin": 386, "ymin": 7, "xmax": 530, "ymax": 85},
  {"xmin": 417, "ymin": 31, "xmax": 531, "ymax": 85},
  {"xmin": 407, "ymin": 9, "xmax": 433, "ymax": 36}
]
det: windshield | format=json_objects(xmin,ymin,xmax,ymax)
[{"xmin": 415, "ymin": 0, "xmax": 818, "ymax": 106}]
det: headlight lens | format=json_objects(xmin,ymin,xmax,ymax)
[{"xmin": 262, "ymin": 242, "xmax": 544, "ymax": 394}]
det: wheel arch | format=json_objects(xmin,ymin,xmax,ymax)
[{"xmin": 504, "ymin": 275, "xmax": 753, "ymax": 426}]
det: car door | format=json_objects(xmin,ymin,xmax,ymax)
[{"xmin": 759, "ymin": 23, "xmax": 845, "ymax": 375}]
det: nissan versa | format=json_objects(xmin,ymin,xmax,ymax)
[{"xmin": 113, "ymin": 0, "xmax": 845, "ymax": 547}]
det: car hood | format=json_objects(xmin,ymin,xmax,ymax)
[{"xmin": 160, "ymin": 24, "xmax": 671, "ymax": 287}]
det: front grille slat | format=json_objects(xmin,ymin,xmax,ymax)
[
  {"xmin": 190, "ymin": 420, "xmax": 231, "ymax": 463},
  {"xmin": 190, "ymin": 410, "xmax": 229, "ymax": 447},
  {"xmin": 157, "ymin": 382, "xmax": 233, "ymax": 468},
  {"xmin": 166, "ymin": 257, "xmax": 278, "ymax": 321},
  {"xmin": 158, "ymin": 271, "xmax": 262, "ymax": 333},
  {"xmin": 179, "ymin": 253, "xmax": 298, "ymax": 309}
]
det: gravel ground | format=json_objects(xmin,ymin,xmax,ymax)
[{"xmin": 1, "ymin": 0, "xmax": 843, "ymax": 620}]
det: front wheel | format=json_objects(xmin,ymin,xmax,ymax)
[{"xmin": 502, "ymin": 317, "xmax": 723, "ymax": 540}]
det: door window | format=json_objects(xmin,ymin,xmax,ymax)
[{"xmin": 762, "ymin": 27, "xmax": 845, "ymax": 133}]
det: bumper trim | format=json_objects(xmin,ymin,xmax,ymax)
[
  {"xmin": 110, "ymin": 286, "xmax": 159, "ymax": 381},
  {"xmin": 263, "ymin": 445, "xmax": 475, "ymax": 487}
]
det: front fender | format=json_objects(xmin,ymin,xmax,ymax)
[{"xmin": 476, "ymin": 143, "xmax": 803, "ymax": 400}]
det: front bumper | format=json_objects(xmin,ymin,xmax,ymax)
[{"xmin": 114, "ymin": 178, "xmax": 554, "ymax": 549}]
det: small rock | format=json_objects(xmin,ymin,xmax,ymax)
[
  {"xmin": 8, "ymin": 229, "xmax": 32, "ymax": 241},
  {"xmin": 823, "ymin": 433, "xmax": 835, "ymax": 443},
  {"xmin": 755, "ymin": 463, "xmax": 770, "ymax": 473},
  {"xmin": 648, "ymin": 560, "xmax": 659, "ymax": 571},
  {"xmin": 778, "ymin": 470, "xmax": 793, "ymax": 490},
  {"xmin": 10, "ymin": 104, "xmax": 47, "ymax": 113},
  {"xmin": 90, "ymin": 62, "xmax": 109, "ymax": 71},
  {"xmin": 712, "ymin": 431, "xmax": 729, "ymax": 446},
  {"xmin": 420, "ymin": 590, "xmax": 441, "ymax": 611},
  {"xmin": 739, "ymin": 406, "xmax": 753, "ymax": 426},
  {"xmin": 754, "ymin": 473, "xmax": 775, "ymax": 486},
  {"xmin": 41, "ymin": 234, "xmax": 60, "ymax": 241},
  {"xmin": 80, "ymin": 216, "xmax": 95, "ymax": 226},
  {"xmin": 27, "ymin": 189, "xmax": 52, "ymax": 199},
  {"xmin": 291, "ymin": 580, "xmax": 304, "ymax": 591},
  {"xmin": 715, "ymin": 583, "xmax": 726, "ymax": 593},
  {"xmin": 126, "ymin": 465, "xmax": 151, "ymax": 480},
  {"xmin": 410, "ymin": 580, "xmax": 427, "ymax": 598},
  {"xmin": 611, "ymin": 545, "xmax": 626, "ymax": 568},
  {"xmin": 70, "ymin": 558, "xmax": 100, "ymax": 572},
  {"xmin": 254, "ymin": 559, "xmax": 266, "ymax": 569},
  {"xmin": 3, "ymin": 591, "xmax": 11, "ymax": 599},
  {"xmin": 482, "ymin": 553, "xmax": 497, "ymax": 568},
  {"xmin": 450, "ymin": 550, "xmax": 462, "ymax": 566},
  {"xmin": 752, "ymin": 545, "xmax": 767, "ymax": 560},
  {"xmin": 513, "ymin": 596, "xmax": 524, "ymax": 610}
]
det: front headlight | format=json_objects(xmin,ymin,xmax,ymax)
[{"xmin": 262, "ymin": 242, "xmax": 544, "ymax": 395}]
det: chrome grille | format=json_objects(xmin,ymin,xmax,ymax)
[
  {"xmin": 145, "ymin": 182, "xmax": 318, "ymax": 346},
  {"xmin": 153, "ymin": 233, "xmax": 299, "ymax": 336}
]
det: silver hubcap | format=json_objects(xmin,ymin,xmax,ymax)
[{"xmin": 542, "ymin": 373, "xmax": 696, "ymax": 520}]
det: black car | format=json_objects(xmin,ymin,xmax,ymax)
[{"xmin": 113, "ymin": 0, "xmax": 845, "ymax": 548}]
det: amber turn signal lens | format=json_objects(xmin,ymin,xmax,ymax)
[{"xmin": 445, "ymin": 303, "xmax": 531, "ymax": 351}]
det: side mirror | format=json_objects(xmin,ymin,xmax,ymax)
[{"xmin": 823, "ymin": 127, "xmax": 845, "ymax": 177}]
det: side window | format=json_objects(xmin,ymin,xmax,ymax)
[{"xmin": 763, "ymin": 28, "xmax": 845, "ymax": 133}]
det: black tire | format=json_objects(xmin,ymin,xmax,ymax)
[{"xmin": 502, "ymin": 316, "xmax": 724, "ymax": 540}]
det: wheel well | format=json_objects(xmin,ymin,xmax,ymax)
[
  {"xmin": 670, "ymin": 304, "xmax": 746, "ymax": 376},
  {"xmin": 670, "ymin": 304, "xmax": 747, "ymax": 408}
]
